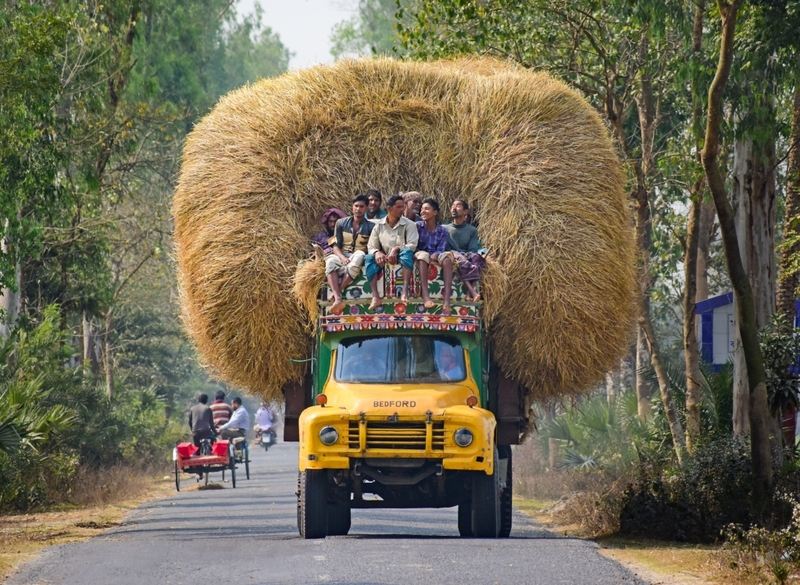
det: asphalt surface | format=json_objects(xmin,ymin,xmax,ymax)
[{"xmin": 9, "ymin": 443, "xmax": 648, "ymax": 585}]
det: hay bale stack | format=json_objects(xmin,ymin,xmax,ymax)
[{"xmin": 173, "ymin": 57, "xmax": 635, "ymax": 403}]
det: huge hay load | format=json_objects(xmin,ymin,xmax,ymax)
[{"xmin": 173, "ymin": 57, "xmax": 635, "ymax": 406}]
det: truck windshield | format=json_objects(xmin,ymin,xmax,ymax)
[{"xmin": 334, "ymin": 335, "xmax": 466, "ymax": 384}]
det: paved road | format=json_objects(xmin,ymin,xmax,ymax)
[{"xmin": 10, "ymin": 443, "xmax": 646, "ymax": 585}]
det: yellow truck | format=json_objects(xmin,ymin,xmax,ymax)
[{"xmin": 283, "ymin": 265, "xmax": 527, "ymax": 539}]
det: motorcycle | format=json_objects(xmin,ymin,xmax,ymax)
[{"xmin": 255, "ymin": 426, "xmax": 277, "ymax": 451}]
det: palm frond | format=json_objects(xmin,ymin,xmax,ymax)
[{"xmin": 559, "ymin": 447, "xmax": 600, "ymax": 470}]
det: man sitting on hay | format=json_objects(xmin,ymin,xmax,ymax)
[
  {"xmin": 415, "ymin": 197, "xmax": 454, "ymax": 313},
  {"xmin": 365, "ymin": 194, "xmax": 419, "ymax": 309},
  {"xmin": 326, "ymin": 194, "xmax": 374, "ymax": 312},
  {"xmin": 366, "ymin": 189, "xmax": 387, "ymax": 221},
  {"xmin": 445, "ymin": 199, "xmax": 485, "ymax": 302}
]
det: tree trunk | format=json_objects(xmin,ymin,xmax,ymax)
[
  {"xmin": 684, "ymin": 1, "xmax": 706, "ymax": 454},
  {"xmin": 641, "ymin": 310, "xmax": 687, "ymax": 464},
  {"xmin": 0, "ymin": 220, "xmax": 21, "ymax": 340},
  {"xmin": 701, "ymin": 0, "xmax": 772, "ymax": 502},
  {"xmin": 684, "ymin": 186, "xmax": 704, "ymax": 453},
  {"xmin": 103, "ymin": 308, "xmax": 115, "ymax": 399},
  {"xmin": 636, "ymin": 327, "xmax": 652, "ymax": 419},
  {"xmin": 732, "ymin": 131, "xmax": 779, "ymax": 459},
  {"xmin": 777, "ymin": 69, "xmax": 800, "ymax": 321},
  {"xmin": 696, "ymin": 201, "xmax": 715, "ymax": 302},
  {"xmin": 632, "ymin": 42, "xmax": 684, "ymax": 455},
  {"xmin": 732, "ymin": 318, "xmax": 750, "ymax": 434},
  {"xmin": 731, "ymin": 144, "xmax": 751, "ymax": 435},
  {"xmin": 546, "ymin": 403, "xmax": 559, "ymax": 471},
  {"xmin": 83, "ymin": 311, "xmax": 101, "ymax": 378}
]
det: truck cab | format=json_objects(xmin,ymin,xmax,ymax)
[{"xmin": 284, "ymin": 263, "xmax": 526, "ymax": 539}]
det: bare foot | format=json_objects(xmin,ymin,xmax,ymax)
[
  {"xmin": 464, "ymin": 295, "xmax": 473, "ymax": 302},
  {"xmin": 443, "ymin": 302, "xmax": 451, "ymax": 314},
  {"xmin": 423, "ymin": 300, "xmax": 435, "ymax": 309},
  {"xmin": 400, "ymin": 295, "xmax": 409, "ymax": 303},
  {"xmin": 331, "ymin": 299, "xmax": 345, "ymax": 313},
  {"xmin": 471, "ymin": 294, "xmax": 481, "ymax": 303},
  {"xmin": 369, "ymin": 297, "xmax": 382, "ymax": 310}
]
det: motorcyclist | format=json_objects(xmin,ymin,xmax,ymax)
[{"xmin": 254, "ymin": 402, "xmax": 276, "ymax": 442}]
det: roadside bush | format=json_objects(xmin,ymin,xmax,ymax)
[
  {"xmin": 0, "ymin": 306, "xmax": 185, "ymax": 512},
  {"xmin": 723, "ymin": 493, "xmax": 800, "ymax": 585},
  {"xmin": 619, "ymin": 436, "xmax": 753, "ymax": 542}
]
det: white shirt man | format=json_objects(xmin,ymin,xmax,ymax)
[{"xmin": 255, "ymin": 404, "xmax": 274, "ymax": 429}]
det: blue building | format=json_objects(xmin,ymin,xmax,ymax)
[
  {"xmin": 696, "ymin": 292, "xmax": 735, "ymax": 369},
  {"xmin": 696, "ymin": 292, "xmax": 800, "ymax": 369}
]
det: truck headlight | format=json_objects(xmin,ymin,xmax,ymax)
[
  {"xmin": 319, "ymin": 426, "xmax": 339, "ymax": 446},
  {"xmin": 453, "ymin": 428, "xmax": 473, "ymax": 447}
]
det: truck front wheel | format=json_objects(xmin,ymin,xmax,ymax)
[
  {"xmin": 299, "ymin": 470, "xmax": 328, "ymax": 539},
  {"xmin": 327, "ymin": 503, "xmax": 351, "ymax": 536},
  {"xmin": 471, "ymin": 449, "xmax": 500, "ymax": 537},
  {"xmin": 457, "ymin": 502, "xmax": 473, "ymax": 537}
]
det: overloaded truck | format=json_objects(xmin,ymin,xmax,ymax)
[
  {"xmin": 173, "ymin": 58, "xmax": 635, "ymax": 541},
  {"xmin": 283, "ymin": 265, "xmax": 527, "ymax": 539}
]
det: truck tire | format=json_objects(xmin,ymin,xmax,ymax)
[
  {"xmin": 471, "ymin": 449, "xmax": 500, "ymax": 537},
  {"xmin": 299, "ymin": 470, "xmax": 328, "ymax": 539},
  {"xmin": 499, "ymin": 445, "xmax": 513, "ymax": 537},
  {"xmin": 327, "ymin": 503, "xmax": 351, "ymax": 536},
  {"xmin": 457, "ymin": 502, "xmax": 473, "ymax": 537}
]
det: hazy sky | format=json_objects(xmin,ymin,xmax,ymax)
[{"xmin": 235, "ymin": 0, "xmax": 358, "ymax": 70}]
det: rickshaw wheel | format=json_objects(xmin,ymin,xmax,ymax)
[
  {"xmin": 204, "ymin": 468, "xmax": 210, "ymax": 487},
  {"xmin": 245, "ymin": 443, "xmax": 250, "ymax": 480},
  {"xmin": 174, "ymin": 461, "xmax": 180, "ymax": 492}
]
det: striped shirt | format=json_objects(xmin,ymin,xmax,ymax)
[{"xmin": 210, "ymin": 400, "xmax": 232, "ymax": 427}]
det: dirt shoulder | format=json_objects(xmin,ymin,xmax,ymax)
[
  {"xmin": 515, "ymin": 497, "xmax": 727, "ymax": 585},
  {"xmin": 0, "ymin": 475, "xmax": 175, "ymax": 583}
]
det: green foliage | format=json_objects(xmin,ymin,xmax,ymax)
[
  {"xmin": 540, "ymin": 390, "xmax": 670, "ymax": 474},
  {"xmin": 331, "ymin": 0, "xmax": 402, "ymax": 59},
  {"xmin": 759, "ymin": 312, "xmax": 800, "ymax": 414},
  {"xmin": 0, "ymin": 306, "xmax": 196, "ymax": 510},
  {"xmin": 619, "ymin": 436, "xmax": 754, "ymax": 542},
  {"xmin": 0, "ymin": 0, "xmax": 293, "ymax": 512}
]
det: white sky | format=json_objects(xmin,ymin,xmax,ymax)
[{"xmin": 235, "ymin": 0, "xmax": 358, "ymax": 70}]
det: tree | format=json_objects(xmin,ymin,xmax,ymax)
[
  {"xmin": 331, "ymin": 0, "xmax": 400, "ymax": 59},
  {"xmin": 399, "ymin": 0, "xmax": 691, "ymax": 462},
  {"xmin": 700, "ymin": 0, "xmax": 772, "ymax": 502}
]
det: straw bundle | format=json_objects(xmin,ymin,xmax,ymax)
[{"xmin": 173, "ymin": 57, "xmax": 635, "ymax": 403}]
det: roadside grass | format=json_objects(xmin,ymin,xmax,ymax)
[
  {"xmin": 514, "ymin": 494, "xmax": 738, "ymax": 585},
  {"xmin": 0, "ymin": 470, "xmax": 174, "ymax": 582}
]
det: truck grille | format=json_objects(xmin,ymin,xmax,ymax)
[{"xmin": 348, "ymin": 421, "xmax": 445, "ymax": 451}]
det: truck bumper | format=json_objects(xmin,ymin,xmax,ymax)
[{"xmin": 298, "ymin": 405, "xmax": 496, "ymax": 474}]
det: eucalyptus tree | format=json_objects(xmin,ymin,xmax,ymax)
[
  {"xmin": 700, "ymin": 0, "xmax": 772, "ymax": 501},
  {"xmin": 398, "ymin": 0, "xmax": 694, "ymax": 461}
]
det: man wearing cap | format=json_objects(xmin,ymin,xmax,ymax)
[{"xmin": 402, "ymin": 191, "xmax": 422, "ymax": 222}]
